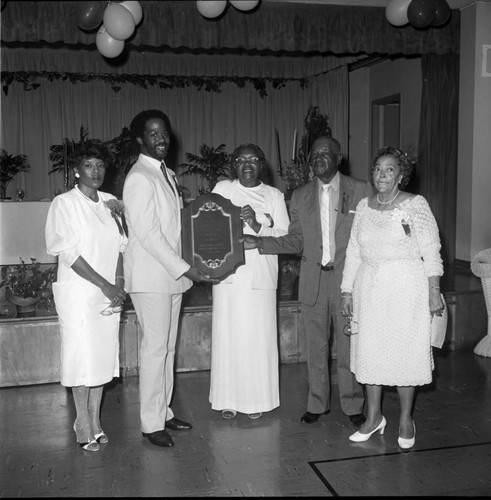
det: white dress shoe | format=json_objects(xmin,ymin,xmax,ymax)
[
  {"xmin": 398, "ymin": 422, "xmax": 416, "ymax": 449},
  {"xmin": 349, "ymin": 416, "xmax": 387, "ymax": 442}
]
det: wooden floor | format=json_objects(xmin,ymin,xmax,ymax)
[{"xmin": 1, "ymin": 346, "xmax": 491, "ymax": 497}]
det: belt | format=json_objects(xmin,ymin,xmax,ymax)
[{"xmin": 321, "ymin": 264, "xmax": 335, "ymax": 271}]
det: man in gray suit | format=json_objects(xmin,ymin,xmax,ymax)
[{"xmin": 244, "ymin": 136, "xmax": 372, "ymax": 427}]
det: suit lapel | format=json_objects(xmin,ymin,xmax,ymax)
[
  {"xmin": 336, "ymin": 174, "xmax": 354, "ymax": 231},
  {"xmin": 305, "ymin": 181, "xmax": 322, "ymax": 234}
]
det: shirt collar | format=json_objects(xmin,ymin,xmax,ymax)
[{"xmin": 317, "ymin": 171, "xmax": 340, "ymax": 191}]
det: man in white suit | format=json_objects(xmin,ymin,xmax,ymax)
[{"xmin": 123, "ymin": 109, "xmax": 215, "ymax": 448}]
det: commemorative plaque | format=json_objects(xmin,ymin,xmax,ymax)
[{"xmin": 181, "ymin": 193, "xmax": 245, "ymax": 280}]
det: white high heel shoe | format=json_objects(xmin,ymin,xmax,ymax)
[
  {"xmin": 349, "ymin": 416, "xmax": 387, "ymax": 442},
  {"xmin": 398, "ymin": 422, "xmax": 416, "ymax": 449}
]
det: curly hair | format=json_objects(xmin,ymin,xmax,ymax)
[
  {"xmin": 230, "ymin": 143, "xmax": 270, "ymax": 183},
  {"xmin": 129, "ymin": 109, "xmax": 171, "ymax": 140},
  {"xmin": 369, "ymin": 146, "xmax": 415, "ymax": 189},
  {"xmin": 68, "ymin": 140, "xmax": 112, "ymax": 170}
]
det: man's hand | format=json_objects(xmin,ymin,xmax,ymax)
[
  {"xmin": 243, "ymin": 235, "xmax": 262, "ymax": 250},
  {"xmin": 184, "ymin": 266, "xmax": 219, "ymax": 283}
]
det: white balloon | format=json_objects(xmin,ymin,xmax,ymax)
[
  {"xmin": 196, "ymin": 0, "xmax": 227, "ymax": 19},
  {"xmin": 103, "ymin": 3, "xmax": 135, "ymax": 41},
  {"xmin": 385, "ymin": 0, "xmax": 412, "ymax": 27},
  {"xmin": 120, "ymin": 0, "xmax": 143, "ymax": 26},
  {"xmin": 96, "ymin": 26, "xmax": 125, "ymax": 58},
  {"xmin": 230, "ymin": 0, "xmax": 259, "ymax": 12}
]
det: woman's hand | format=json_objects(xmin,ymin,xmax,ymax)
[
  {"xmin": 102, "ymin": 282, "xmax": 127, "ymax": 307},
  {"xmin": 340, "ymin": 292, "xmax": 353, "ymax": 318},
  {"xmin": 241, "ymin": 205, "xmax": 261, "ymax": 233},
  {"xmin": 429, "ymin": 288, "xmax": 444, "ymax": 316}
]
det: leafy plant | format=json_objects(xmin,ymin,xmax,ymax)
[
  {"xmin": 0, "ymin": 149, "xmax": 30, "ymax": 199},
  {"xmin": 1, "ymin": 258, "xmax": 56, "ymax": 299},
  {"xmin": 281, "ymin": 106, "xmax": 331, "ymax": 192},
  {"xmin": 178, "ymin": 143, "xmax": 231, "ymax": 194}
]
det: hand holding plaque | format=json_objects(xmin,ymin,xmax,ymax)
[{"xmin": 181, "ymin": 193, "xmax": 245, "ymax": 280}]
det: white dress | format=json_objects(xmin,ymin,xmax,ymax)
[
  {"xmin": 45, "ymin": 188, "xmax": 127, "ymax": 387},
  {"xmin": 340, "ymin": 195, "xmax": 443, "ymax": 386},
  {"xmin": 209, "ymin": 180, "xmax": 290, "ymax": 414}
]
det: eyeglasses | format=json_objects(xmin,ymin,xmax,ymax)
[
  {"xmin": 100, "ymin": 303, "xmax": 123, "ymax": 316},
  {"xmin": 343, "ymin": 316, "xmax": 358, "ymax": 336},
  {"xmin": 234, "ymin": 157, "xmax": 260, "ymax": 166}
]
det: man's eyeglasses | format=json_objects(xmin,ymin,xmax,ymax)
[
  {"xmin": 234, "ymin": 157, "xmax": 260, "ymax": 166},
  {"xmin": 343, "ymin": 316, "xmax": 358, "ymax": 336},
  {"xmin": 100, "ymin": 303, "xmax": 123, "ymax": 316}
]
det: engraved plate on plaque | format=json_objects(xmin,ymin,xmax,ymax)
[{"xmin": 181, "ymin": 193, "xmax": 245, "ymax": 280}]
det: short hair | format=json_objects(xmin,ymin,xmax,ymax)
[
  {"xmin": 230, "ymin": 143, "xmax": 269, "ymax": 183},
  {"xmin": 129, "ymin": 109, "xmax": 171, "ymax": 140},
  {"xmin": 68, "ymin": 140, "xmax": 111, "ymax": 170},
  {"xmin": 369, "ymin": 146, "xmax": 414, "ymax": 189},
  {"xmin": 309, "ymin": 135, "xmax": 341, "ymax": 155}
]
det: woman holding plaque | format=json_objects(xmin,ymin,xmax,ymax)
[
  {"xmin": 209, "ymin": 143, "xmax": 290, "ymax": 420},
  {"xmin": 45, "ymin": 141, "xmax": 127, "ymax": 452}
]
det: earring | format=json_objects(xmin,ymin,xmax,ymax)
[{"xmin": 75, "ymin": 173, "xmax": 80, "ymax": 178}]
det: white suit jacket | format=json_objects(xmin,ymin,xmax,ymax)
[{"xmin": 123, "ymin": 154, "xmax": 192, "ymax": 294}]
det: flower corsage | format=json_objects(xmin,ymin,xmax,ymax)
[
  {"xmin": 104, "ymin": 199, "xmax": 128, "ymax": 236},
  {"xmin": 391, "ymin": 207, "xmax": 411, "ymax": 236}
]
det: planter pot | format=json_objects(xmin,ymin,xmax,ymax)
[
  {"xmin": 278, "ymin": 273, "xmax": 299, "ymax": 301},
  {"xmin": 6, "ymin": 290, "xmax": 40, "ymax": 317}
]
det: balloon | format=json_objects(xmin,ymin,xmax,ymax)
[
  {"xmin": 103, "ymin": 2, "xmax": 136, "ymax": 41},
  {"xmin": 75, "ymin": 1, "xmax": 105, "ymax": 31},
  {"xmin": 120, "ymin": 1, "xmax": 143, "ymax": 25},
  {"xmin": 385, "ymin": 0, "xmax": 412, "ymax": 27},
  {"xmin": 407, "ymin": 0, "xmax": 435, "ymax": 29},
  {"xmin": 230, "ymin": 0, "xmax": 260, "ymax": 12},
  {"xmin": 96, "ymin": 26, "xmax": 125, "ymax": 58},
  {"xmin": 431, "ymin": 0, "xmax": 451, "ymax": 27},
  {"xmin": 196, "ymin": 0, "xmax": 227, "ymax": 19}
]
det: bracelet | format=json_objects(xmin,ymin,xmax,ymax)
[
  {"xmin": 430, "ymin": 286, "xmax": 440, "ymax": 289},
  {"xmin": 115, "ymin": 275, "xmax": 125, "ymax": 280}
]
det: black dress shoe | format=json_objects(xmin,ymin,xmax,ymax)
[
  {"xmin": 349, "ymin": 413, "xmax": 366, "ymax": 427},
  {"xmin": 142, "ymin": 430, "xmax": 175, "ymax": 447},
  {"xmin": 301, "ymin": 411, "xmax": 323, "ymax": 424},
  {"xmin": 165, "ymin": 417, "xmax": 192, "ymax": 431}
]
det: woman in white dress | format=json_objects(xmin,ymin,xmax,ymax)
[
  {"xmin": 45, "ymin": 142, "xmax": 127, "ymax": 452},
  {"xmin": 340, "ymin": 147, "xmax": 445, "ymax": 449},
  {"xmin": 209, "ymin": 143, "xmax": 290, "ymax": 420}
]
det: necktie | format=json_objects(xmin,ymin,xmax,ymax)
[
  {"xmin": 320, "ymin": 184, "xmax": 331, "ymax": 265},
  {"xmin": 160, "ymin": 161, "xmax": 176, "ymax": 196}
]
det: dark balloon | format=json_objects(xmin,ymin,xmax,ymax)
[
  {"xmin": 75, "ymin": 1, "xmax": 106, "ymax": 31},
  {"xmin": 431, "ymin": 0, "xmax": 451, "ymax": 27},
  {"xmin": 407, "ymin": 0, "xmax": 435, "ymax": 29}
]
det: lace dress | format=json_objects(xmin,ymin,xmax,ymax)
[{"xmin": 341, "ymin": 195, "xmax": 443, "ymax": 386}]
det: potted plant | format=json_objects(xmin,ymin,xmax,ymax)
[
  {"xmin": 0, "ymin": 148, "xmax": 30, "ymax": 200},
  {"xmin": 0, "ymin": 258, "xmax": 56, "ymax": 317},
  {"xmin": 280, "ymin": 106, "xmax": 332, "ymax": 197},
  {"xmin": 177, "ymin": 143, "xmax": 231, "ymax": 195},
  {"xmin": 278, "ymin": 254, "xmax": 301, "ymax": 301}
]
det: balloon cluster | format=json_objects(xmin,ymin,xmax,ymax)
[
  {"xmin": 196, "ymin": 0, "xmax": 260, "ymax": 19},
  {"xmin": 75, "ymin": 1, "xmax": 143, "ymax": 58},
  {"xmin": 385, "ymin": 0, "xmax": 451, "ymax": 29}
]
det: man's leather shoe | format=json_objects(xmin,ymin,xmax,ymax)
[
  {"xmin": 165, "ymin": 417, "xmax": 192, "ymax": 431},
  {"xmin": 300, "ymin": 411, "xmax": 323, "ymax": 424},
  {"xmin": 142, "ymin": 430, "xmax": 175, "ymax": 447},
  {"xmin": 349, "ymin": 413, "xmax": 366, "ymax": 427}
]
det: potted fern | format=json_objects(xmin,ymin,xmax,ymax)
[
  {"xmin": 178, "ymin": 143, "xmax": 231, "ymax": 195},
  {"xmin": 0, "ymin": 149, "xmax": 30, "ymax": 201}
]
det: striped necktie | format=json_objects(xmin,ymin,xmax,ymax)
[
  {"xmin": 160, "ymin": 161, "xmax": 176, "ymax": 195},
  {"xmin": 320, "ymin": 184, "xmax": 331, "ymax": 265}
]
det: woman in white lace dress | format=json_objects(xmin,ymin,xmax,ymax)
[{"xmin": 340, "ymin": 147, "xmax": 444, "ymax": 449}]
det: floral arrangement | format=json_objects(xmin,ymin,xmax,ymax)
[
  {"xmin": 104, "ymin": 199, "xmax": 127, "ymax": 236},
  {"xmin": 0, "ymin": 148, "xmax": 30, "ymax": 199},
  {"xmin": 0, "ymin": 258, "xmax": 56, "ymax": 300},
  {"xmin": 279, "ymin": 254, "xmax": 301, "ymax": 276}
]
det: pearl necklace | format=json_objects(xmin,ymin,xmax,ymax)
[
  {"xmin": 377, "ymin": 190, "xmax": 399, "ymax": 206},
  {"xmin": 76, "ymin": 185, "xmax": 98, "ymax": 203}
]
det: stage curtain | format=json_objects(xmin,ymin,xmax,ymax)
[
  {"xmin": 0, "ymin": 61, "xmax": 348, "ymax": 201},
  {"xmin": 1, "ymin": 1, "xmax": 459, "ymax": 55},
  {"xmin": 417, "ymin": 54, "xmax": 459, "ymax": 265}
]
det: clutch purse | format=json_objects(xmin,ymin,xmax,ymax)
[{"xmin": 430, "ymin": 293, "xmax": 448, "ymax": 349}]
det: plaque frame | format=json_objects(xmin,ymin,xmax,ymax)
[{"xmin": 181, "ymin": 193, "xmax": 245, "ymax": 280}]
